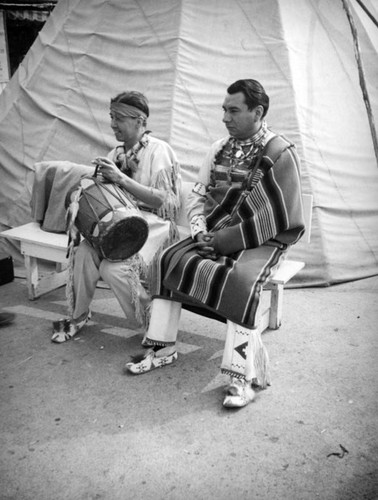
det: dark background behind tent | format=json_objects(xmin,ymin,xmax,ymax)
[
  {"xmin": 0, "ymin": 0, "xmax": 58, "ymax": 78},
  {"xmin": 0, "ymin": 0, "xmax": 377, "ymax": 287}
]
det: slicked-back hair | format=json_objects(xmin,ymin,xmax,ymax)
[
  {"xmin": 111, "ymin": 91, "xmax": 150, "ymax": 118},
  {"xmin": 227, "ymin": 79, "xmax": 269, "ymax": 117}
]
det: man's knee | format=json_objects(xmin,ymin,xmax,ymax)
[
  {"xmin": 100, "ymin": 260, "xmax": 119, "ymax": 283},
  {"xmin": 75, "ymin": 240, "xmax": 100, "ymax": 269}
]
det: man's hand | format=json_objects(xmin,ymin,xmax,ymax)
[
  {"xmin": 195, "ymin": 232, "xmax": 218, "ymax": 260},
  {"xmin": 92, "ymin": 157, "xmax": 124, "ymax": 185}
]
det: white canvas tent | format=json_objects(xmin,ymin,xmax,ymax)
[{"xmin": 0, "ymin": 0, "xmax": 377, "ymax": 286}]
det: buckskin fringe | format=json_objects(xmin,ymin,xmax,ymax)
[
  {"xmin": 146, "ymin": 163, "xmax": 182, "ymax": 297},
  {"xmin": 65, "ymin": 186, "xmax": 83, "ymax": 318},
  {"xmin": 249, "ymin": 328, "xmax": 270, "ymax": 389},
  {"xmin": 152, "ymin": 164, "xmax": 182, "ymax": 222},
  {"xmin": 122, "ymin": 254, "xmax": 150, "ymax": 329},
  {"xmin": 65, "ymin": 241, "xmax": 76, "ymax": 318}
]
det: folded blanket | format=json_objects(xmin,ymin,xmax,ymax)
[{"xmin": 31, "ymin": 161, "xmax": 95, "ymax": 233}]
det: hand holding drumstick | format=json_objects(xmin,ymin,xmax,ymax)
[{"xmin": 92, "ymin": 157, "xmax": 123, "ymax": 184}]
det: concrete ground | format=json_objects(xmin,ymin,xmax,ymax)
[{"xmin": 0, "ymin": 273, "xmax": 377, "ymax": 500}]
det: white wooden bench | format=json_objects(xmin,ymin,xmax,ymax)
[
  {"xmin": 0, "ymin": 222, "xmax": 69, "ymax": 300},
  {"xmin": 257, "ymin": 193, "xmax": 312, "ymax": 332},
  {"xmin": 0, "ymin": 208, "xmax": 191, "ymax": 301},
  {"xmin": 0, "ymin": 185, "xmax": 312, "ymax": 334}
]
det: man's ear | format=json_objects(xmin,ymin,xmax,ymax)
[{"xmin": 254, "ymin": 105, "xmax": 264, "ymax": 120}]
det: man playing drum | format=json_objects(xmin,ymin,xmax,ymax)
[
  {"xmin": 52, "ymin": 91, "xmax": 181, "ymax": 343},
  {"xmin": 125, "ymin": 79, "xmax": 305, "ymax": 409}
]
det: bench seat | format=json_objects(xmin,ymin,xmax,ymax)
[
  {"xmin": 1, "ymin": 185, "xmax": 312, "ymax": 333},
  {"xmin": 0, "ymin": 223, "xmax": 306, "ymax": 333}
]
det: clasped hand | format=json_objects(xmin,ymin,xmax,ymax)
[
  {"xmin": 92, "ymin": 157, "xmax": 123, "ymax": 184},
  {"xmin": 196, "ymin": 232, "xmax": 218, "ymax": 260}
]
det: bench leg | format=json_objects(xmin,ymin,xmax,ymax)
[
  {"xmin": 24, "ymin": 255, "xmax": 39, "ymax": 300},
  {"xmin": 269, "ymin": 283, "xmax": 284, "ymax": 329},
  {"xmin": 56, "ymin": 262, "xmax": 65, "ymax": 272},
  {"xmin": 23, "ymin": 254, "xmax": 68, "ymax": 300}
]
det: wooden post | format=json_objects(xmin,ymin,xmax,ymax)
[{"xmin": 342, "ymin": 0, "xmax": 378, "ymax": 165}]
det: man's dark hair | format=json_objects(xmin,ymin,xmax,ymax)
[
  {"xmin": 227, "ymin": 79, "xmax": 269, "ymax": 117},
  {"xmin": 111, "ymin": 91, "xmax": 150, "ymax": 117}
]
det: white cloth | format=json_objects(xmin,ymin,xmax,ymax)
[
  {"xmin": 221, "ymin": 321, "xmax": 270, "ymax": 387},
  {"xmin": 142, "ymin": 298, "xmax": 182, "ymax": 346}
]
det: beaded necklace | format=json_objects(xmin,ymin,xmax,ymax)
[
  {"xmin": 230, "ymin": 121, "xmax": 268, "ymax": 169},
  {"xmin": 114, "ymin": 131, "xmax": 151, "ymax": 177},
  {"xmin": 214, "ymin": 120, "xmax": 268, "ymax": 171}
]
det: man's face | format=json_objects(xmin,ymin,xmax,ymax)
[
  {"xmin": 222, "ymin": 92, "xmax": 261, "ymax": 140},
  {"xmin": 110, "ymin": 111, "xmax": 140, "ymax": 143}
]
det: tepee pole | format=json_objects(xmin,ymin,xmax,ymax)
[
  {"xmin": 355, "ymin": 0, "xmax": 378, "ymax": 28},
  {"xmin": 342, "ymin": 0, "xmax": 378, "ymax": 165}
]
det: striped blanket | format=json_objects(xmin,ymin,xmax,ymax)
[{"xmin": 154, "ymin": 135, "xmax": 305, "ymax": 328}]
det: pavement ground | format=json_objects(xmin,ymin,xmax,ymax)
[{"xmin": 0, "ymin": 273, "xmax": 377, "ymax": 500}]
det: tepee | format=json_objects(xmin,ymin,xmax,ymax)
[{"xmin": 0, "ymin": 0, "xmax": 377, "ymax": 286}]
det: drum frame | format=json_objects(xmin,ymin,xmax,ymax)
[{"xmin": 75, "ymin": 175, "xmax": 149, "ymax": 261}]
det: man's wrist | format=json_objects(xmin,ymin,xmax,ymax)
[{"xmin": 190, "ymin": 214, "xmax": 207, "ymax": 239}]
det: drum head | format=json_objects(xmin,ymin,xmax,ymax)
[{"xmin": 98, "ymin": 216, "xmax": 149, "ymax": 261}]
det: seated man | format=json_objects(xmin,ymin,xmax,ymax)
[
  {"xmin": 125, "ymin": 79, "xmax": 305, "ymax": 409},
  {"xmin": 52, "ymin": 90, "xmax": 181, "ymax": 343}
]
